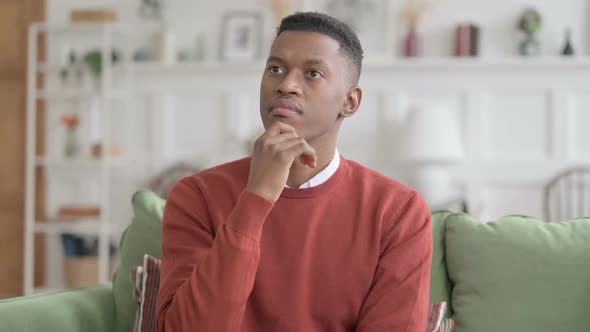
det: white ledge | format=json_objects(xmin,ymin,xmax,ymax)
[{"xmin": 128, "ymin": 56, "xmax": 590, "ymax": 75}]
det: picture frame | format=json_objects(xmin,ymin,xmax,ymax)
[{"xmin": 219, "ymin": 11, "xmax": 263, "ymax": 62}]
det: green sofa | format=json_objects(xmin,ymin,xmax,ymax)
[{"xmin": 1, "ymin": 190, "xmax": 589, "ymax": 332}]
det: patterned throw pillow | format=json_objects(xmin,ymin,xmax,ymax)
[
  {"xmin": 427, "ymin": 302, "xmax": 455, "ymax": 332},
  {"xmin": 130, "ymin": 254, "xmax": 161, "ymax": 332},
  {"xmin": 438, "ymin": 318, "xmax": 456, "ymax": 332},
  {"xmin": 427, "ymin": 302, "xmax": 447, "ymax": 332}
]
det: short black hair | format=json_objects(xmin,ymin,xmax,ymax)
[{"xmin": 275, "ymin": 12, "xmax": 364, "ymax": 83}]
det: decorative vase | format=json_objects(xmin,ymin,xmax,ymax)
[{"xmin": 403, "ymin": 27, "xmax": 420, "ymax": 57}]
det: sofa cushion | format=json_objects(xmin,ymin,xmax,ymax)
[
  {"xmin": 445, "ymin": 213, "xmax": 590, "ymax": 332},
  {"xmin": 0, "ymin": 285, "xmax": 115, "ymax": 332},
  {"xmin": 430, "ymin": 210, "xmax": 454, "ymax": 318},
  {"xmin": 113, "ymin": 190, "xmax": 165, "ymax": 332}
]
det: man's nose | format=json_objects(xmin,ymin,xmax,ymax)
[{"xmin": 277, "ymin": 71, "xmax": 303, "ymax": 96}]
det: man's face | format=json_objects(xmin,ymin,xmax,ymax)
[{"xmin": 259, "ymin": 31, "xmax": 353, "ymax": 143}]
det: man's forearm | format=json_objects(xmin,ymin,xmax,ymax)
[{"xmin": 157, "ymin": 187, "xmax": 273, "ymax": 332}]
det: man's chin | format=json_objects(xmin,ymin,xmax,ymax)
[{"xmin": 270, "ymin": 116, "xmax": 299, "ymax": 127}]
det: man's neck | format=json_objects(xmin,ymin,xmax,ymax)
[{"xmin": 286, "ymin": 139, "xmax": 337, "ymax": 188}]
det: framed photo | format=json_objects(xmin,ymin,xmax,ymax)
[{"xmin": 219, "ymin": 12, "xmax": 263, "ymax": 62}]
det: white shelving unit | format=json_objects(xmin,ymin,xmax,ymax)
[{"xmin": 23, "ymin": 23, "xmax": 146, "ymax": 295}]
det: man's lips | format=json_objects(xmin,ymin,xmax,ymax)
[
  {"xmin": 271, "ymin": 107, "xmax": 299, "ymax": 117},
  {"xmin": 269, "ymin": 100, "xmax": 303, "ymax": 118}
]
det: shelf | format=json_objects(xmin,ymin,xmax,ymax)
[
  {"xmin": 37, "ymin": 63, "xmax": 133, "ymax": 75},
  {"xmin": 131, "ymin": 56, "xmax": 590, "ymax": 75},
  {"xmin": 36, "ymin": 89, "xmax": 127, "ymax": 100},
  {"xmin": 379, "ymin": 56, "xmax": 590, "ymax": 70},
  {"xmin": 34, "ymin": 220, "xmax": 118, "ymax": 235},
  {"xmin": 35, "ymin": 156, "xmax": 125, "ymax": 168},
  {"xmin": 31, "ymin": 22, "xmax": 163, "ymax": 34}
]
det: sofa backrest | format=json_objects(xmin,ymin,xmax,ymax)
[{"xmin": 430, "ymin": 210, "xmax": 454, "ymax": 317}]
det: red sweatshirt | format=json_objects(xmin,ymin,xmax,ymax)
[{"xmin": 156, "ymin": 156, "xmax": 432, "ymax": 332}]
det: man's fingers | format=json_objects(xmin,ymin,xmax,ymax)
[
  {"xmin": 282, "ymin": 139, "xmax": 317, "ymax": 168},
  {"xmin": 265, "ymin": 121, "xmax": 297, "ymax": 137},
  {"xmin": 263, "ymin": 132, "xmax": 298, "ymax": 146},
  {"xmin": 256, "ymin": 122, "xmax": 316, "ymax": 168},
  {"xmin": 256, "ymin": 122, "xmax": 298, "ymax": 148},
  {"xmin": 299, "ymin": 153, "xmax": 317, "ymax": 168},
  {"xmin": 275, "ymin": 137, "xmax": 306, "ymax": 151}
]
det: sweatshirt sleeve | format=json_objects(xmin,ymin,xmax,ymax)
[
  {"xmin": 356, "ymin": 193, "xmax": 433, "ymax": 332},
  {"xmin": 156, "ymin": 178, "xmax": 274, "ymax": 332}
]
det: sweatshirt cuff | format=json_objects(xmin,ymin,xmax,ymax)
[{"xmin": 227, "ymin": 190, "xmax": 274, "ymax": 241}]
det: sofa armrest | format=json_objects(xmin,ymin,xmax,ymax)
[{"xmin": 0, "ymin": 285, "xmax": 116, "ymax": 332}]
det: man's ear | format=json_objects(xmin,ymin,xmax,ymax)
[{"xmin": 341, "ymin": 86, "xmax": 362, "ymax": 118}]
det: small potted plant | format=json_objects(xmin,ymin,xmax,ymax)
[{"xmin": 518, "ymin": 8, "xmax": 542, "ymax": 56}]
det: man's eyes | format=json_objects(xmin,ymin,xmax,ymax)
[
  {"xmin": 268, "ymin": 66, "xmax": 284, "ymax": 74},
  {"xmin": 266, "ymin": 66, "xmax": 323, "ymax": 79},
  {"xmin": 308, "ymin": 70, "xmax": 323, "ymax": 79}
]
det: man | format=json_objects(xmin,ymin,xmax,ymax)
[{"xmin": 156, "ymin": 12, "xmax": 432, "ymax": 332}]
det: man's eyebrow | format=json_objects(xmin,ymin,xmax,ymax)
[
  {"xmin": 265, "ymin": 56, "xmax": 329, "ymax": 68},
  {"xmin": 304, "ymin": 58, "xmax": 329, "ymax": 68},
  {"xmin": 266, "ymin": 56, "xmax": 284, "ymax": 64}
]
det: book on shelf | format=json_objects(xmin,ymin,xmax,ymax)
[{"xmin": 455, "ymin": 23, "xmax": 480, "ymax": 57}]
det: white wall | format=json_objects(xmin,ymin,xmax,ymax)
[
  {"xmin": 128, "ymin": 60, "xmax": 590, "ymax": 220},
  {"xmin": 44, "ymin": 0, "xmax": 590, "ymax": 220},
  {"xmin": 42, "ymin": 0, "xmax": 590, "ymax": 216}
]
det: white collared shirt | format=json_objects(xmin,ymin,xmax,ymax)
[{"xmin": 286, "ymin": 148, "xmax": 341, "ymax": 189}]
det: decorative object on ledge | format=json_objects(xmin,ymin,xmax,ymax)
[
  {"xmin": 219, "ymin": 11, "xmax": 263, "ymax": 62},
  {"xmin": 269, "ymin": 0, "xmax": 304, "ymax": 26},
  {"xmin": 61, "ymin": 234, "xmax": 116, "ymax": 288},
  {"xmin": 91, "ymin": 143, "xmax": 121, "ymax": 159},
  {"xmin": 61, "ymin": 114, "xmax": 80, "ymax": 158},
  {"xmin": 156, "ymin": 26, "xmax": 177, "ymax": 65},
  {"xmin": 84, "ymin": 50, "xmax": 121, "ymax": 78},
  {"xmin": 561, "ymin": 28, "xmax": 575, "ymax": 56},
  {"xmin": 401, "ymin": 0, "xmax": 432, "ymax": 57},
  {"xmin": 57, "ymin": 205, "xmax": 101, "ymax": 221},
  {"xmin": 70, "ymin": 9, "xmax": 117, "ymax": 23},
  {"xmin": 455, "ymin": 23, "xmax": 480, "ymax": 57},
  {"xmin": 315, "ymin": 0, "xmax": 390, "ymax": 59},
  {"xmin": 518, "ymin": 8, "xmax": 542, "ymax": 56},
  {"xmin": 138, "ymin": 0, "xmax": 165, "ymax": 21}
]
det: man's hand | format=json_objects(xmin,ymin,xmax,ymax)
[{"xmin": 247, "ymin": 122, "xmax": 317, "ymax": 203}]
